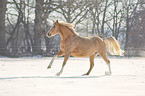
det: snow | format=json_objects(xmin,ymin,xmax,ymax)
[{"xmin": 0, "ymin": 57, "xmax": 145, "ymax": 96}]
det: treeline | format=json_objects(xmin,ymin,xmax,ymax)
[{"xmin": 0, "ymin": 0, "xmax": 145, "ymax": 57}]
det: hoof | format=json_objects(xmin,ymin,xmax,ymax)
[
  {"xmin": 47, "ymin": 66, "xmax": 51, "ymax": 69},
  {"xmin": 105, "ymin": 71, "xmax": 112, "ymax": 76},
  {"xmin": 56, "ymin": 73, "xmax": 60, "ymax": 76},
  {"xmin": 82, "ymin": 73, "xmax": 89, "ymax": 76}
]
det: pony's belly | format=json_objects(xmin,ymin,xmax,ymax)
[
  {"xmin": 71, "ymin": 53, "xmax": 88, "ymax": 57},
  {"xmin": 70, "ymin": 46, "xmax": 97, "ymax": 57},
  {"xmin": 71, "ymin": 51, "xmax": 95, "ymax": 57},
  {"xmin": 71, "ymin": 54, "xmax": 86, "ymax": 57}
]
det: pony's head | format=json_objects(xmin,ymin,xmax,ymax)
[{"xmin": 46, "ymin": 20, "xmax": 59, "ymax": 37}]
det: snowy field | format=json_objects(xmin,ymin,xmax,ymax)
[{"xmin": 0, "ymin": 57, "xmax": 145, "ymax": 96}]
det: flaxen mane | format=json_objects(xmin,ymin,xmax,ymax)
[{"xmin": 58, "ymin": 22, "xmax": 76, "ymax": 34}]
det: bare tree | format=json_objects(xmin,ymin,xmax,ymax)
[
  {"xmin": 33, "ymin": 0, "xmax": 44, "ymax": 55},
  {"xmin": 33, "ymin": 0, "xmax": 55, "ymax": 55},
  {"xmin": 89, "ymin": 0, "xmax": 112, "ymax": 36},
  {"xmin": 88, "ymin": 1, "xmax": 102, "ymax": 36},
  {"xmin": 6, "ymin": 0, "xmax": 34, "ymax": 56},
  {"xmin": 55, "ymin": 0, "xmax": 89, "ymax": 25},
  {"xmin": 122, "ymin": 0, "xmax": 139, "ymax": 49},
  {"xmin": 0, "ymin": 0, "xmax": 7, "ymax": 56},
  {"xmin": 106, "ymin": 0, "xmax": 124, "ymax": 39}
]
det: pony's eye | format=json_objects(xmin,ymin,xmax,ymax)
[{"xmin": 53, "ymin": 26, "xmax": 55, "ymax": 28}]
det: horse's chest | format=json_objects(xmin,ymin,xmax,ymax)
[
  {"xmin": 60, "ymin": 44, "xmax": 65, "ymax": 50},
  {"xmin": 60, "ymin": 42, "xmax": 67, "ymax": 51},
  {"xmin": 60, "ymin": 41, "xmax": 74, "ymax": 51}
]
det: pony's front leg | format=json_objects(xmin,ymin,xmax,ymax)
[
  {"xmin": 56, "ymin": 53, "xmax": 70, "ymax": 76},
  {"xmin": 47, "ymin": 55, "xmax": 57, "ymax": 69},
  {"xmin": 47, "ymin": 50, "xmax": 63, "ymax": 69}
]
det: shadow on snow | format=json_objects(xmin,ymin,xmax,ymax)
[{"xmin": 0, "ymin": 75, "xmax": 107, "ymax": 80}]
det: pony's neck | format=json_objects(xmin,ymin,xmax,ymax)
[{"xmin": 59, "ymin": 25, "xmax": 76, "ymax": 40}]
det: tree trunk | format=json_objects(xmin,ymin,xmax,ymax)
[
  {"xmin": 33, "ymin": 0, "xmax": 44, "ymax": 55},
  {"xmin": 101, "ymin": 0, "xmax": 108, "ymax": 37},
  {"xmin": 0, "ymin": 0, "xmax": 7, "ymax": 56},
  {"xmin": 124, "ymin": 7, "xmax": 129, "ymax": 49}
]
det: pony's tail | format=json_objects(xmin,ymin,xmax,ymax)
[{"xmin": 104, "ymin": 36, "xmax": 125, "ymax": 56}]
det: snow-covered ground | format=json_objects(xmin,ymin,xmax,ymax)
[{"xmin": 0, "ymin": 57, "xmax": 145, "ymax": 96}]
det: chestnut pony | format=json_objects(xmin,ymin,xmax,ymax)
[{"xmin": 46, "ymin": 20, "xmax": 124, "ymax": 76}]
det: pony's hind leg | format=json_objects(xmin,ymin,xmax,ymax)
[
  {"xmin": 83, "ymin": 53, "xmax": 98, "ymax": 76},
  {"xmin": 47, "ymin": 50, "xmax": 63, "ymax": 69},
  {"xmin": 98, "ymin": 50, "xmax": 112, "ymax": 75}
]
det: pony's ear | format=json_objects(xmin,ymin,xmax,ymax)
[{"xmin": 56, "ymin": 20, "xmax": 58, "ymax": 23}]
